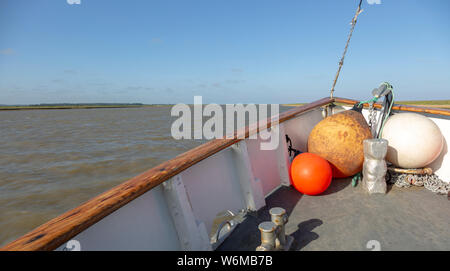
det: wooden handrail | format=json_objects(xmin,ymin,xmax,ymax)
[
  {"xmin": 334, "ymin": 97, "xmax": 450, "ymax": 116},
  {"xmin": 1, "ymin": 97, "xmax": 333, "ymax": 251}
]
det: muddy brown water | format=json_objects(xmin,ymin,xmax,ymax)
[{"xmin": 0, "ymin": 105, "xmax": 291, "ymax": 247}]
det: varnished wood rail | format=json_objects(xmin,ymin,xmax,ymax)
[{"xmin": 1, "ymin": 97, "xmax": 333, "ymax": 251}]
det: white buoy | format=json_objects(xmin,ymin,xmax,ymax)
[{"xmin": 382, "ymin": 113, "xmax": 444, "ymax": 169}]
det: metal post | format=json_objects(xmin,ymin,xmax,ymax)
[
  {"xmin": 256, "ymin": 222, "xmax": 277, "ymax": 251},
  {"xmin": 270, "ymin": 207, "xmax": 287, "ymax": 249},
  {"xmin": 256, "ymin": 207, "xmax": 293, "ymax": 251}
]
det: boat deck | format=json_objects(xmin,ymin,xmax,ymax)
[{"xmin": 217, "ymin": 178, "xmax": 450, "ymax": 251}]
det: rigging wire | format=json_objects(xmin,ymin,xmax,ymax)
[{"xmin": 329, "ymin": 0, "xmax": 363, "ymax": 99}]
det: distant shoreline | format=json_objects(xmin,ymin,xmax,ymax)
[
  {"xmin": 2, "ymin": 100, "xmax": 449, "ymax": 110},
  {"xmin": 398, "ymin": 100, "xmax": 450, "ymax": 109},
  {"xmin": 0, "ymin": 104, "xmax": 172, "ymax": 111},
  {"xmin": 283, "ymin": 100, "xmax": 450, "ymax": 109}
]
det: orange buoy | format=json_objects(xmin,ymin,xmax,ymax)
[
  {"xmin": 290, "ymin": 153, "xmax": 332, "ymax": 195},
  {"xmin": 308, "ymin": 110, "xmax": 372, "ymax": 178}
]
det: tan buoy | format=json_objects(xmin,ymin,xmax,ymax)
[{"xmin": 308, "ymin": 110, "xmax": 372, "ymax": 178}]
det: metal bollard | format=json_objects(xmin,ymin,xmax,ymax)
[
  {"xmin": 256, "ymin": 207, "xmax": 293, "ymax": 251},
  {"xmin": 255, "ymin": 221, "xmax": 278, "ymax": 251},
  {"xmin": 270, "ymin": 207, "xmax": 288, "ymax": 249}
]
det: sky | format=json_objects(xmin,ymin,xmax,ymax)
[{"xmin": 0, "ymin": 0, "xmax": 449, "ymax": 105}]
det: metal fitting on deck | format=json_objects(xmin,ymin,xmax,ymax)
[
  {"xmin": 322, "ymin": 104, "xmax": 335, "ymax": 118},
  {"xmin": 387, "ymin": 167, "xmax": 433, "ymax": 175},
  {"xmin": 256, "ymin": 207, "xmax": 293, "ymax": 251},
  {"xmin": 256, "ymin": 221, "xmax": 278, "ymax": 251}
]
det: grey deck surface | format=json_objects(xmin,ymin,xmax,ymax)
[{"xmin": 217, "ymin": 178, "xmax": 450, "ymax": 251}]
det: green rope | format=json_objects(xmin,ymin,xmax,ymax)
[
  {"xmin": 357, "ymin": 96, "xmax": 379, "ymax": 107},
  {"xmin": 352, "ymin": 172, "xmax": 362, "ymax": 187}
]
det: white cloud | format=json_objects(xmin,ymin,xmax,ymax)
[
  {"xmin": 367, "ymin": 0, "xmax": 381, "ymax": 4},
  {"xmin": 67, "ymin": 0, "xmax": 81, "ymax": 5}
]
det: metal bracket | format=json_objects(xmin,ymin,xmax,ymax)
[
  {"xmin": 322, "ymin": 103, "xmax": 336, "ymax": 118},
  {"xmin": 231, "ymin": 141, "xmax": 265, "ymax": 211},
  {"xmin": 371, "ymin": 83, "xmax": 392, "ymax": 98},
  {"xmin": 162, "ymin": 174, "xmax": 212, "ymax": 251},
  {"xmin": 210, "ymin": 209, "xmax": 247, "ymax": 250}
]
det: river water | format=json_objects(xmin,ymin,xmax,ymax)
[{"xmin": 0, "ymin": 105, "xmax": 291, "ymax": 247}]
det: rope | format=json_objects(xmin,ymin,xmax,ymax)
[
  {"xmin": 357, "ymin": 96, "xmax": 379, "ymax": 106},
  {"xmin": 285, "ymin": 134, "xmax": 302, "ymax": 158},
  {"xmin": 330, "ymin": 0, "xmax": 363, "ymax": 99},
  {"xmin": 352, "ymin": 172, "xmax": 362, "ymax": 187}
]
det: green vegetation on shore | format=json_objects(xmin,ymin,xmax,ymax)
[
  {"xmin": 2, "ymin": 100, "xmax": 449, "ymax": 110},
  {"xmin": 282, "ymin": 103, "xmax": 306, "ymax": 106},
  {"xmin": 396, "ymin": 100, "xmax": 450, "ymax": 105},
  {"xmin": 0, "ymin": 103, "xmax": 172, "ymax": 110},
  {"xmin": 284, "ymin": 100, "xmax": 450, "ymax": 109}
]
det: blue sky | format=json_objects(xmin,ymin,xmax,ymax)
[{"xmin": 0, "ymin": 0, "xmax": 449, "ymax": 105}]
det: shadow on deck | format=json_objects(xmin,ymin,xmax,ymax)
[{"xmin": 217, "ymin": 178, "xmax": 450, "ymax": 251}]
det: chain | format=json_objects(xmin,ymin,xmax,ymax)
[
  {"xmin": 367, "ymin": 102, "xmax": 375, "ymax": 129},
  {"xmin": 367, "ymin": 101, "xmax": 380, "ymax": 138},
  {"xmin": 387, "ymin": 172, "xmax": 450, "ymax": 195}
]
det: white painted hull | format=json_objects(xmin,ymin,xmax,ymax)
[{"xmin": 54, "ymin": 106, "xmax": 450, "ymax": 251}]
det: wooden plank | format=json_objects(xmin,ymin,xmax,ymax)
[
  {"xmin": 1, "ymin": 97, "xmax": 333, "ymax": 251},
  {"xmin": 334, "ymin": 97, "xmax": 450, "ymax": 117}
]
